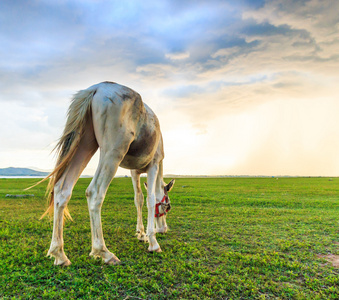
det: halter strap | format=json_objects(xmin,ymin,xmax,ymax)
[{"xmin": 155, "ymin": 189, "xmax": 170, "ymax": 217}]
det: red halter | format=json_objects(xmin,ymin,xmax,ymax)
[{"xmin": 155, "ymin": 191, "xmax": 170, "ymax": 217}]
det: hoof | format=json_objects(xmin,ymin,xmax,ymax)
[
  {"xmin": 137, "ymin": 233, "xmax": 148, "ymax": 243},
  {"xmin": 138, "ymin": 236, "xmax": 148, "ymax": 243},
  {"xmin": 55, "ymin": 258, "xmax": 71, "ymax": 266},
  {"xmin": 156, "ymin": 226, "xmax": 168, "ymax": 234},
  {"xmin": 61, "ymin": 259, "xmax": 72, "ymax": 266},
  {"xmin": 148, "ymin": 247, "xmax": 162, "ymax": 253},
  {"xmin": 106, "ymin": 255, "xmax": 121, "ymax": 265}
]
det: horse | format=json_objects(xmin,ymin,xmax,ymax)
[{"xmin": 33, "ymin": 81, "xmax": 175, "ymax": 266}]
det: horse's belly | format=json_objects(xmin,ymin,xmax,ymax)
[
  {"xmin": 120, "ymin": 126, "xmax": 160, "ymax": 170},
  {"xmin": 120, "ymin": 154, "xmax": 151, "ymax": 170}
]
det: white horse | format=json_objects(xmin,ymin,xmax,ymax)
[{"xmin": 35, "ymin": 81, "xmax": 175, "ymax": 266}]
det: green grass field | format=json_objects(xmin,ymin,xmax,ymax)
[{"xmin": 1, "ymin": 177, "xmax": 339, "ymax": 299}]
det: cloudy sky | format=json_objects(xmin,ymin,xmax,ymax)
[{"xmin": 1, "ymin": 0, "xmax": 339, "ymax": 176}]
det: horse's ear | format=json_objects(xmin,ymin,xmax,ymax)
[
  {"xmin": 165, "ymin": 179, "xmax": 175, "ymax": 192},
  {"xmin": 144, "ymin": 182, "xmax": 147, "ymax": 190}
]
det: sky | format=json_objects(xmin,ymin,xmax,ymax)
[{"xmin": 1, "ymin": 0, "xmax": 339, "ymax": 176}]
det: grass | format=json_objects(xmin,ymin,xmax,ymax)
[{"xmin": 1, "ymin": 177, "xmax": 339, "ymax": 299}]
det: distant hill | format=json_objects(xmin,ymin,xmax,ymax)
[{"xmin": 0, "ymin": 167, "xmax": 49, "ymax": 176}]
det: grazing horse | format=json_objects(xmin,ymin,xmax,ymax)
[{"xmin": 36, "ymin": 81, "xmax": 175, "ymax": 266}]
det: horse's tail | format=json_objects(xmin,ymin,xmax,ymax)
[{"xmin": 27, "ymin": 86, "xmax": 97, "ymax": 220}]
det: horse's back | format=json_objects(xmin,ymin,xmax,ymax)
[{"xmin": 91, "ymin": 81, "xmax": 142, "ymax": 108}]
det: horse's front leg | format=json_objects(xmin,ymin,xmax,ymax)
[
  {"xmin": 146, "ymin": 164, "xmax": 161, "ymax": 252},
  {"xmin": 131, "ymin": 170, "xmax": 147, "ymax": 242}
]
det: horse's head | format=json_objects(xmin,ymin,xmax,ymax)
[{"xmin": 144, "ymin": 179, "xmax": 175, "ymax": 234}]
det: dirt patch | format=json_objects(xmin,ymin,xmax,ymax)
[{"xmin": 317, "ymin": 254, "xmax": 339, "ymax": 268}]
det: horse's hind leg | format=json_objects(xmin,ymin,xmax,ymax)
[
  {"xmin": 86, "ymin": 144, "xmax": 131, "ymax": 265},
  {"xmin": 48, "ymin": 126, "xmax": 98, "ymax": 266},
  {"xmin": 48, "ymin": 174, "xmax": 77, "ymax": 266}
]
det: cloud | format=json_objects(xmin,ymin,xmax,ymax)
[
  {"xmin": 246, "ymin": 3, "xmax": 334, "ymax": 59},
  {"xmin": 165, "ymin": 51, "xmax": 190, "ymax": 60},
  {"xmin": 0, "ymin": 101, "xmax": 62, "ymax": 151},
  {"xmin": 155, "ymin": 0, "xmax": 339, "ymax": 128},
  {"xmin": 0, "ymin": 0, "xmax": 338, "ymax": 176}
]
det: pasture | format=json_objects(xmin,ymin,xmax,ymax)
[{"xmin": 1, "ymin": 177, "xmax": 339, "ymax": 299}]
